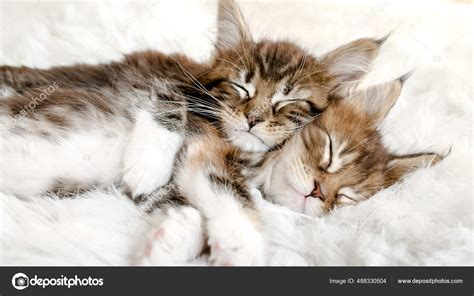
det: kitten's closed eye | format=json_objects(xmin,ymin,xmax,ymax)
[
  {"xmin": 336, "ymin": 194, "xmax": 357, "ymax": 205},
  {"xmin": 229, "ymin": 81, "xmax": 250, "ymax": 101},
  {"xmin": 273, "ymin": 99, "xmax": 310, "ymax": 113},
  {"xmin": 336, "ymin": 187, "xmax": 366, "ymax": 205},
  {"xmin": 272, "ymin": 85, "xmax": 315, "ymax": 113}
]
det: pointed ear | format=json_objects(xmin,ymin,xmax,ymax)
[
  {"xmin": 350, "ymin": 75, "xmax": 407, "ymax": 125},
  {"xmin": 321, "ymin": 37, "xmax": 386, "ymax": 93},
  {"xmin": 216, "ymin": 0, "xmax": 252, "ymax": 50},
  {"xmin": 385, "ymin": 152, "xmax": 443, "ymax": 185}
]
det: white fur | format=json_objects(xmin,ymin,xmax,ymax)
[
  {"xmin": 138, "ymin": 206, "xmax": 204, "ymax": 266},
  {"xmin": 233, "ymin": 72, "xmax": 256, "ymax": 98},
  {"xmin": 224, "ymin": 115, "xmax": 270, "ymax": 152},
  {"xmin": 207, "ymin": 210, "xmax": 265, "ymax": 266},
  {"xmin": 326, "ymin": 137, "xmax": 358, "ymax": 173},
  {"xmin": 320, "ymin": 133, "xmax": 331, "ymax": 167},
  {"xmin": 0, "ymin": 0, "xmax": 471, "ymax": 266},
  {"xmin": 232, "ymin": 83, "xmax": 249, "ymax": 99},
  {"xmin": 0, "ymin": 86, "xmax": 17, "ymax": 99},
  {"xmin": 122, "ymin": 111, "xmax": 183, "ymax": 197},
  {"xmin": 0, "ymin": 129, "xmax": 128, "ymax": 195},
  {"xmin": 227, "ymin": 129, "xmax": 270, "ymax": 152},
  {"xmin": 243, "ymin": 82, "xmax": 256, "ymax": 98},
  {"xmin": 0, "ymin": 109, "xmax": 182, "ymax": 197}
]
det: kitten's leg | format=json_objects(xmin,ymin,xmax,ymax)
[
  {"xmin": 175, "ymin": 135, "xmax": 265, "ymax": 266},
  {"xmin": 122, "ymin": 94, "xmax": 186, "ymax": 198},
  {"xmin": 138, "ymin": 205, "xmax": 204, "ymax": 266}
]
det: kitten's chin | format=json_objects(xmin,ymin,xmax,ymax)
[
  {"xmin": 271, "ymin": 191, "xmax": 325, "ymax": 217},
  {"xmin": 227, "ymin": 130, "xmax": 269, "ymax": 152},
  {"xmin": 271, "ymin": 190, "xmax": 304, "ymax": 213}
]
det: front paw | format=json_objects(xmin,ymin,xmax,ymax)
[
  {"xmin": 122, "ymin": 150, "xmax": 173, "ymax": 198},
  {"xmin": 138, "ymin": 207, "xmax": 204, "ymax": 265},
  {"xmin": 122, "ymin": 112, "xmax": 183, "ymax": 198},
  {"xmin": 208, "ymin": 214, "xmax": 265, "ymax": 266}
]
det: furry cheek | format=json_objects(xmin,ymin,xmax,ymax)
[
  {"xmin": 269, "ymin": 179, "xmax": 304, "ymax": 213},
  {"xmin": 269, "ymin": 155, "xmax": 306, "ymax": 212}
]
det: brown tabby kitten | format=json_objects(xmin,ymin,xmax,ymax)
[
  {"xmin": 257, "ymin": 75, "xmax": 443, "ymax": 216},
  {"xmin": 140, "ymin": 76, "xmax": 443, "ymax": 266}
]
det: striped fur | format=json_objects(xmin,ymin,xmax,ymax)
[{"xmin": 260, "ymin": 77, "xmax": 443, "ymax": 217}]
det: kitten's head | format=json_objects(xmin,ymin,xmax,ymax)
[
  {"xmin": 200, "ymin": 0, "xmax": 384, "ymax": 152},
  {"xmin": 267, "ymin": 77, "xmax": 443, "ymax": 217}
]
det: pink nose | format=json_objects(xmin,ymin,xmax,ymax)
[{"xmin": 309, "ymin": 181, "xmax": 325, "ymax": 201}]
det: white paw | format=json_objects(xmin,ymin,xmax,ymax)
[
  {"xmin": 208, "ymin": 213, "xmax": 265, "ymax": 266},
  {"xmin": 122, "ymin": 111, "xmax": 183, "ymax": 197},
  {"xmin": 139, "ymin": 207, "xmax": 204, "ymax": 265},
  {"xmin": 122, "ymin": 151, "xmax": 173, "ymax": 197}
]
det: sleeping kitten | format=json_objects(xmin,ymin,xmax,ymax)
[
  {"xmin": 257, "ymin": 75, "xmax": 443, "ymax": 216},
  {"xmin": 140, "ymin": 75, "xmax": 443, "ymax": 265},
  {"xmin": 0, "ymin": 0, "xmax": 382, "ymax": 198}
]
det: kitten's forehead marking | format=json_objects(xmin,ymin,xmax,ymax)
[
  {"xmin": 263, "ymin": 59, "xmax": 293, "ymax": 76},
  {"xmin": 233, "ymin": 84, "xmax": 248, "ymax": 99},
  {"xmin": 326, "ymin": 135, "xmax": 358, "ymax": 173},
  {"xmin": 320, "ymin": 133, "xmax": 331, "ymax": 168},
  {"xmin": 258, "ymin": 43, "xmax": 303, "ymax": 78}
]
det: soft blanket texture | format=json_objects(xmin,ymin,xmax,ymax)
[{"xmin": 0, "ymin": 0, "xmax": 472, "ymax": 265}]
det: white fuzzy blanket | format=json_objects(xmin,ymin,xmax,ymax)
[{"xmin": 1, "ymin": 0, "xmax": 472, "ymax": 266}]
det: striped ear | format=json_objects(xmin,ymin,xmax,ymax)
[
  {"xmin": 216, "ymin": 0, "xmax": 252, "ymax": 50},
  {"xmin": 321, "ymin": 37, "xmax": 387, "ymax": 94},
  {"xmin": 385, "ymin": 152, "xmax": 443, "ymax": 185},
  {"xmin": 350, "ymin": 74, "xmax": 409, "ymax": 125}
]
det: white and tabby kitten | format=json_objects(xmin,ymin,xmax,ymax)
[{"xmin": 0, "ymin": 0, "xmax": 382, "ymax": 199}]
